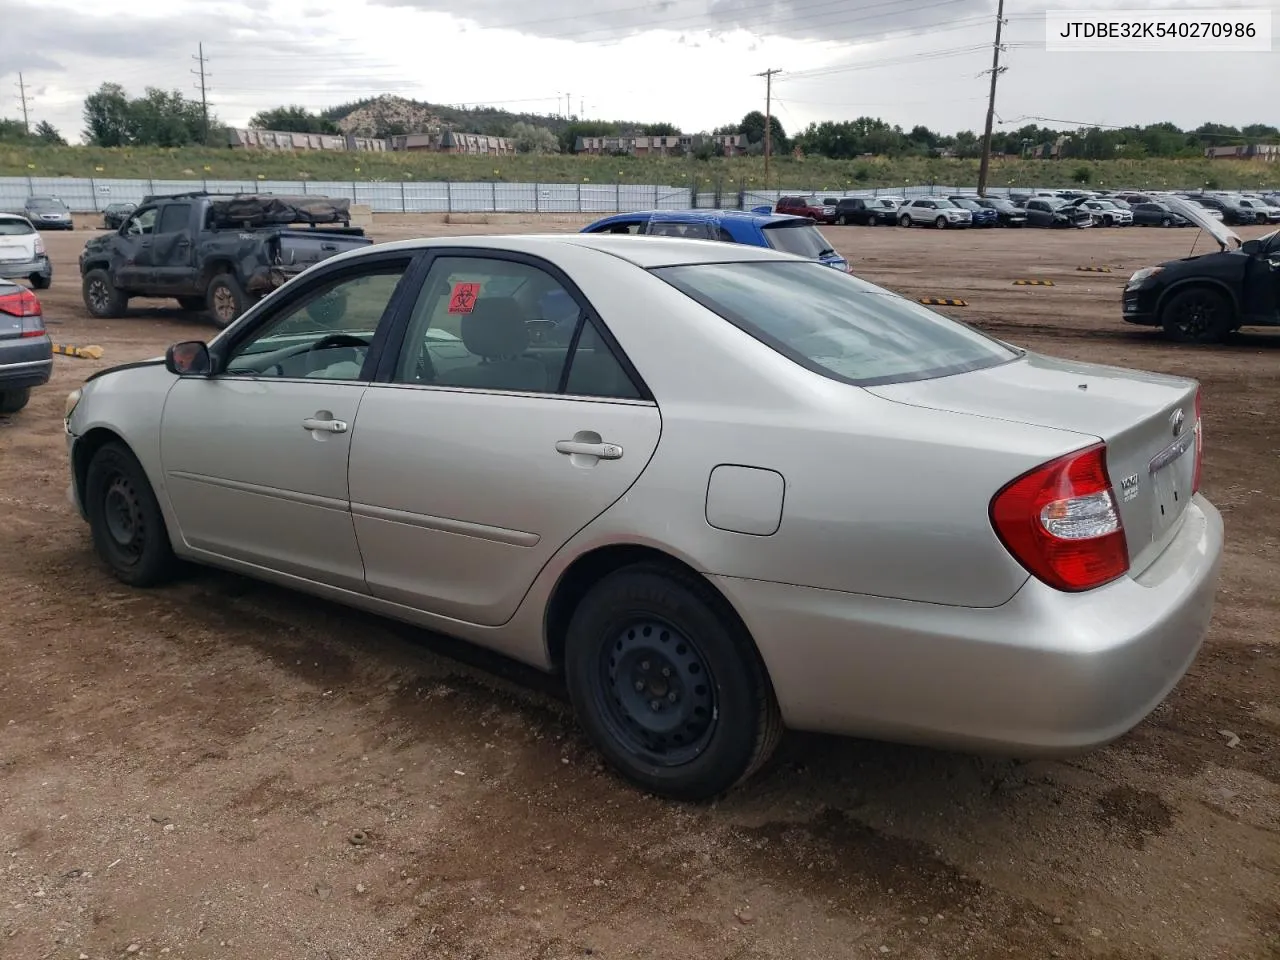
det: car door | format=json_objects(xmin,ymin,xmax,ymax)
[
  {"xmin": 115, "ymin": 206, "xmax": 160, "ymax": 289},
  {"xmin": 158, "ymin": 252, "xmax": 418, "ymax": 591},
  {"xmin": 1025, "ymin": 200, "xmax": 1050, "ymax": 227},
  {"xmin": 150, "ymin": 202, "xmax": 196, "ymax": 291},
  {"xmin": 1243, "ymin": 232, "xmax": 1280, "ymax": 322},
  {"xmin": 347, "ymin": 251, "xmax": 661, "ymax": 627}
]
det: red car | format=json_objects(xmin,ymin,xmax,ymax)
[{"xmin": 775, "ymin": 195, "xmax": 839, "ymax": 224}]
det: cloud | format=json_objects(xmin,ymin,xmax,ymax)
[{"xmin": 366, "ymin": 0, "xmax": 997, "ymax": 44}]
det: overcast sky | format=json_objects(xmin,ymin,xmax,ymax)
[{"xmin": 5, "ymin": 0, "xmax": 1277, "ymax": 145}]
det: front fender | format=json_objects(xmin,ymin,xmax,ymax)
[
  {"xmin": 1155, "ymin": 276, "xmax": 1243, "ymax": 317},
  {"xmin": 67, "ymin": 363, "xmax": 184, "ymax": 546}
]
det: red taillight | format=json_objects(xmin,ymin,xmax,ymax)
[
  {"xmin": 990, "ymin": 443, "xmax": 1129, "ymax": 593},
  {"xmin": 0, "ymin": 288, "xmax": 45, "ymax": 336},
  {"xmin": 1191, "ymin": 388, "xmax": 1203, "ymax": 494}
]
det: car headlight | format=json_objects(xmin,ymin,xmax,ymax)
[
  {"xmin": 1128, "ymin": 266, "xmax": 1163, "ymax": 285},
  {"xmin": 64, "ymin": 388, "xmax": 81, "ymax": 427}
]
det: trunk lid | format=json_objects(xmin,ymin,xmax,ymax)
[{"xmin": 865, "ymin": 351, "xmax": 1200, "ymax": 575}]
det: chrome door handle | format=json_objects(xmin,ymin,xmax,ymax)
[
  {"xmin": 302, "ymin": 417, "xmax": 348, "ymax": 434},
  {"xmin": 556, "ymin": 440, "xmax": 622, "ymax": 460}
]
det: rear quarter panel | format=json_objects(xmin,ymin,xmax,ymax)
[{"xmin": 552, "ymin": 250, "xmax": 1090, "ymax": 608}]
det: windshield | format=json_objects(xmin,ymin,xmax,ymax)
[
  {"xmin": 929, "ymin": 198, "xmax": 957, "ymax": 209},
  {"xmin": 951, "ymin": 199, "xmax": 980, "ymax": 210},
  {"xmin": 652, "ymin": 261, "xmax": 1018, "ymax": 387},
  {"xmin": 762, "ymin": 222, "xmax": 836, "ymax": 259},
  {"xmin": 26, "ymin": 199, "xmax": 66, "ymax": 212},
  {"xmin": 0, "ymin": 219, "xmax": 35, "ymax": 236},
  {"xmin": 876, "ymin": 199, "xmax": 899, "ymax": 208}
]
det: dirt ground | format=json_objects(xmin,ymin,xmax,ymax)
[{"xmin": 2, "ymin": 214, "xmax": 1278, "ymax": 960}]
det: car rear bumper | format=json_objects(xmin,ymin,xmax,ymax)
[
  {"xmin": 714, "ymin": 495, "xmax": 1223, "ymax": 755},
  {"xmin": 0, "ymin": 256, "xmax": 51, "ymax": 280},
  {"xmin": 0, "ymin": 355, "xmax": 54, "ymax": 389}
]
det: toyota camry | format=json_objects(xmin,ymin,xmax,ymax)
[{"xmin": 62, "ymin": 234, "xmax": 1224, "ymax": 801}]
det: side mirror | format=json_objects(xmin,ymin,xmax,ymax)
[
  {"xmin": 1240, "ymin": 239, "xmax": 1262, "ymax": 256},
  {"xmin": 165, "ymin": 340, "xmax": 212, "ymax": 376}
]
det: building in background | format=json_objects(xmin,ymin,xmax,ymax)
[
  {"xmin": 1204, "ymin": 144, "xmax": 1280, "ymax": 163},
  {"xmin": 228, "ymin": 127, "xmax": 513, "ymax": 155},
  {"xmin": 575, "ymin": 133, "xmax": 746, "ymax": 157}
]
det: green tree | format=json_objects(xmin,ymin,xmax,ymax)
[
  {"xmin": 0, "ymin": 118, "xmax": 34, "ymax": 143},
  {"xmin": 739, "ymin": 111, "xmax": 787, "ymax": 151},
  {"xmin": 508, "ymin": 121, "xmax": 560, "ymax": 154},
  {"xmin": 248, "ymin": 105, "xmax": 340, "ymax": 134},
  {"xmin": 128, "ymin": 88, "xmax": 206, "ymax": 147},
  {"xmin": 560, "ymin": 120, "xmax": 619, "ymax": 153},
  {"xmin": 83, "ymin": 82, "xmax": 133, "ymax": 147},
  {"xmin": 642, "ymin": 122, "xmax": 681, "ymax": 136},
  {"xmin": 33, "ymin": 121, "xmax": 65, "ymax": 145}
]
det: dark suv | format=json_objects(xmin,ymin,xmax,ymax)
[
  {"xmin": 832, "ymin": 197, "xmax": 898, "ymax": 226},
  {"xmin": 1187, "ymin": 194, "xmax": 1262, "ymax": 226},
  {"xmin": 776, "ymin": 195, "xmax": 838, "ymax": 224},
  {"xmin": 1122, "ymin": 196, "xmax": 1280, "ymax": 343}
]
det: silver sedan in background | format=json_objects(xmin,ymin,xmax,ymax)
[{"xmin": 62, "ymin": 234, "xmax": 1224, "ymax": 801}]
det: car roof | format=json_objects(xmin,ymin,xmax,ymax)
[
  {"xmin": 342, "ymin": 232, "xmax": 802, "ymax": 269},
  {"xmin": 587, "ymin": 208, "xmax": 810, "ymax": 228}
]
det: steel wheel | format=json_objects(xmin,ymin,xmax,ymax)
[
  {"xmin": 598, "ymin": 618, "xmax": 717, "ymax": 766},
  {"xmin": 103, "ymin": 473, "xmax": 147, "ymax": 566},
  {"xmin": 85, "ymin": 441, "xmax": 180, "ymax": 587}
]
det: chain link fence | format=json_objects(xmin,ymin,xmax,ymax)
[{"xmin": 1, "ymin": 175, "xmax": 1053, "ymax": 216}]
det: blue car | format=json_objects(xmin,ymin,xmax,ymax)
[
  {"xmin": 946, "ymin": 196, "xmax": 1000, "ymax": 228},
  {"xmin": 580, "ymin": 209, "xmax": 849, "ymax": 272}
]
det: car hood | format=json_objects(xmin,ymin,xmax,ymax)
[{"xmin": 1163, "ymin": 196, "xmax": 1241, "ymax": 251}]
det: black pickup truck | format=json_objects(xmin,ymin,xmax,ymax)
[{"xmin": 78, "ymin": 192, "xmax": 373, "ymax": 326}]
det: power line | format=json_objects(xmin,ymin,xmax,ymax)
[
  {"xmin": 15, "ymin": 73, "xmax": 31, "ymax": 135},
  {"xmin": 976, "ymin": 0, "xmax": 1007, "ymax": 196},
  {"xmin": 192, "ymin": 43, "xmax": 211, "ymax": 144}
]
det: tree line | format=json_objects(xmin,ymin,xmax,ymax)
[{"xmin": 3, "ymin": 82, "xmax": 1278, "ymax": 162}]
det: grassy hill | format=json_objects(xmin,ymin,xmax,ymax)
[{"xmin": 4, "ymin": 143, "xmax": 1278, "ymax": 193}]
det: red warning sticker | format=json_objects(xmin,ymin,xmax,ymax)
[{"xmin": 448, "ymin": 282, "xmax": 481, "ymax": 314}]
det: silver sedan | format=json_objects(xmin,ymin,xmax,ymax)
[{"xmin": 62, "ymin": 234, "xmax": 1224, "ymax": 801}]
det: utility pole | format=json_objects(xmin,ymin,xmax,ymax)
[
  {"xmin": 976, "ymin": 0, "xmax": 1006, "ymax": 197},
  {"xmin": 565, "ymin": 93, "xmax": 572, "ymax": 119},
  {"xmin": 755, "ymin": 68, "xmax": 781, "ymax": 190},
  {"xmin": 15, "ymin": 73, "xmax": 31, "ymax": 134},
  {"xmin": 191, "ymin": 43, "xmax": 210, "ymax": 144}
]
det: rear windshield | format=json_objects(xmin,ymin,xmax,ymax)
[
  {"xmin": 0, "ymin": 219, "xmax": 34, "ymax": 235},
  {"xmin": 652, "ymin": 261, "xmax": 1018, "ymax": 387},
  {"xmin": 761, "ymin": 222, "xmax": 834, "ymax": 259}
]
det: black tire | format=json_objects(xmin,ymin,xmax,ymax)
[
  {"xmin": 82, "ymin": 269, "xmax": 128, "ymax": 319},
  {"xmin": 564, "ymin": 563, "xmax": 783, "ymax": 802},
  {"xmin": 899, "ymin": 214, "xmax": 912, "ymax": 227},
  {"xmin": 85, "ymin": 441, "xmax": 180, "ymax": 587},
  {"xmin": 0, "ymin": 388, "xmax": 30, "ymax": 414},
  {"xmin": 30, "ymin": 273, "xmax": 51, "ymax": 290},
  {"xmin": 177, "ymin": 296, "xmax": 206, "ymax": 313},
  {"xmin": 207, "ymin": 273, "xmax": 247, "ymax": 328},
  {"xmin": 934, "ymin": 216, "xmax": 947, "ymax": 230},
  {"xmin": 1160, "ymin": 287, "xmax": 1234, "ymax": 345}
]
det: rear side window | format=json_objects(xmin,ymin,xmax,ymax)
[
  {"xmin": 0, "ymin": 219, "xmax": 34, "ymax": 236},
  {"xmin": 653, "ymin": 261, "xmax": 1018, "ymax": 387},
  {"xmin": 761, "ymin": 222, "xmax": 833, "ymax": 258},
  {"xmin": 157, "ymin": 204, "xmax": 190, "ymax": 234}
]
